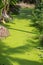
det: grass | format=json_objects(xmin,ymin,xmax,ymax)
[{"xmin": 0, "ymin": 8, "xmax": 43, "ymax": 65}]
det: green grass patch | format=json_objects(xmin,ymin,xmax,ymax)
[{"xmin": 0, "ymin": 8, "xmax": 43, "ymax": 65}]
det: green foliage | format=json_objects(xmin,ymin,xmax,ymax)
[
  {"xmin": 10, "ymin": 0, "xmax": 18, "ymax": 5},
  {"xmin": 0, "ymin": 0, "xmax": 18, "ymax": 10},
  {"xmin": 0, "ymin": 0, "xmax": 4, "ymax": 9},
  {"xmin": 32, "ymin": 0, "xmax": 43, "ymax": 46},
  {"xmin": 32, "ymin": 0, "xmax": 43, "ymax": 31},
  {"xmin": 39, "ymin": 34, "xmax": 43, "ymax": 46},
  {"xmin": 8, "ymin": 0, "xmax": 20, "ymax": 15}
]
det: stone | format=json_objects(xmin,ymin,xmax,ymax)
[{"xmin": 0, "ymin": 26, "xmax": 10, "ymax": 38}]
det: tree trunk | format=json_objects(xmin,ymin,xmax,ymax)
[{"xmin": 0, "ymin": 0, "xmax": 10, "ymax": 23}]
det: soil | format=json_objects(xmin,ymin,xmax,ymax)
[{"xmin": 16, "ymin": 2, "xmax": 35, "ymax": 8}]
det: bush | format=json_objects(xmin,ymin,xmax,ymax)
[
  {"xmin": 8, "ymin": 4, "xmax": 20, "ymax": 15},
  {"xmin": 32, "ymin": 0, "xmax": 43, "ymax": 46},
  {"xmin": 39, "ymin": 34, "xmax": 43, "ymax": 46}
]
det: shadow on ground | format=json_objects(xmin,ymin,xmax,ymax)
[
  {"xmin": 8, "ymin": 57, "xmax": 43, "ymax": 65},
  {"xmin": 12, "ymin": 8, "xmax": 33, "ymax": 20},
  {"xmin": 8, "ymin": 27, "xmax": 38, "ymax": 34},
  {"xmin": 0, "ymin": 7, "xmax": 43, "ymax": 65},
  {"xmin": 0, "ymin": 40, "xmax": 43, "ymax": 65}
]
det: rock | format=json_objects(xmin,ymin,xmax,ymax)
[{"xmin": 0, "ymin": 26, "xmax": 10, "ymax": 38}]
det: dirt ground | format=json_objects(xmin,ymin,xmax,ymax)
[{"xmin": 16, "ymin": 2, "xmax": 35, "ymax": 8}]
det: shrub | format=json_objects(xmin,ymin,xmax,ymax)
[{"xmin": 32, "ymin": 0, "xmax": 43, "ymax": 46}]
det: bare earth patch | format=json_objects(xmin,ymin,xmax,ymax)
[{"xmin": 16, "ymin": 2, "xmax": 35, "ymax": 8}]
